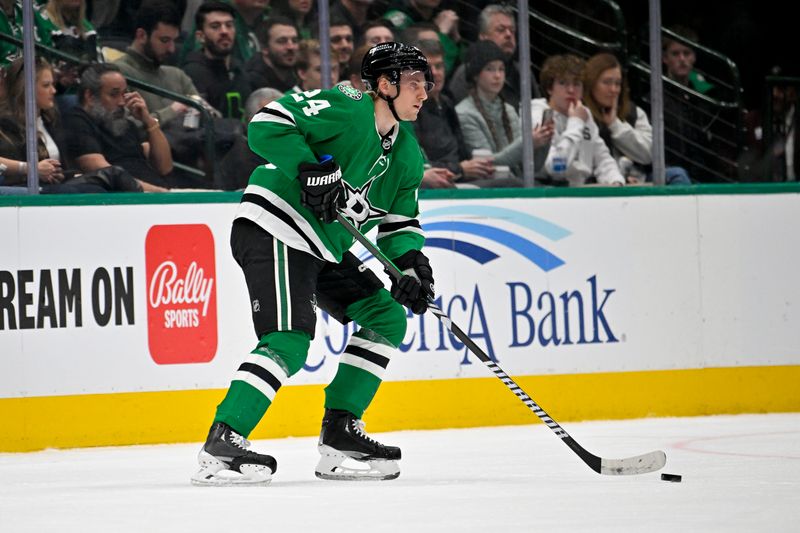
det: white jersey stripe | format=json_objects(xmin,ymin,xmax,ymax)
[
  {"xmin": 251, "ymin": 101, "xmax": 296, "ymax": 126},
  {"xmin": 273, "ymin": 238, "xmax": 284, "ymax": 329},
  {"xmin": 348, "ymin": 335, "xmax": 395, "ymax": 359},
  {"xmin": 237, "ymin": 184, "xmax": 338, "ymax": 262},
  {"xmin": 281, "ymin": 241, "xmax": 292, "ymax": 330},
  {"xmin": 243, "ymin": 352, "xmax": 289, "ymax": 383},
  {"xmin": 234, "ymin": 371, "xmax": 278, "ymax": 402},
  {"xmin": 380, "ymin": 214, "xmax": 415, "ymax": 224},
  {"xmin": 340, "ymin": 352, "xmax": 386, "ymax": 380}
]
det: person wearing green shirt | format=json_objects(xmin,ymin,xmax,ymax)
[
  {"xmin": 191, "ymin": 42, "xmax": 436, "ymax": 486},
  {"xmin": 1, "ymin": 0, "xmax": 54, "ymax": 66}
]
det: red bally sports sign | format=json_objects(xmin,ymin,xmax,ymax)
[{"xmin": 145, "ymin": 224, "xmax": 218, "ymax": 364}]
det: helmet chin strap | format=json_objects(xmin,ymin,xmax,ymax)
[{"xmin": 378, "ymin": 83, "xmax": 403, "ymax": 122}]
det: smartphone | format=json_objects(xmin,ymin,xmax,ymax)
[{"xmin": 542, "ymin": 108, "xmax": 554, "ymax": 125}]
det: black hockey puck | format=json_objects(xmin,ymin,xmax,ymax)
[{"xmin": 661, "ymin": 473, "xmax": 682, "ymax": 482}]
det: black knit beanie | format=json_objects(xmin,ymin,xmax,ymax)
[{"xmin": 464, "ymin": 40, "xmax": 507, "ymax": 84}]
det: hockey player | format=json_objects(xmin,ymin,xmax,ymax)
[{"xmin": 191, "ymin": 42, "xmax": 436, "ymax": 485}]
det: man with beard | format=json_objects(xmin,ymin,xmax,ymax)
[
  {"xmin": 63, "ymin": 63, "xmax": 173, "ymax": 191},
  {"xmin": 184, "ymin": 1, "xmax": 252, "ymax": 120},
  {"xmin": 113, "ymin": 1, "xmax": 201, "ymax": 128},
  {"xmin": 180, "ymin": 0, "xmax": 270, "ymax": 65},
  {"xmin": 245, "ymin": 16, "xmax": 299, "ymax": 93}
]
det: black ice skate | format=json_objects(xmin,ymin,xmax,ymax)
[
  {"xmin": 315, "ymin": 409, "xmax": 401, "ymax": 481},
  {"xmin": 191, "ymin": 422, "xmax": 277, "ymax": 486}
]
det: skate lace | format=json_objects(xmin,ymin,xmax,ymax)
[
  {"xmin": 229, "ymin": 430, "xmax": 251, "ymax": 450},
  {"xmin": 351, "ymin": 419, "xmax": 379, "ymax": 446}
]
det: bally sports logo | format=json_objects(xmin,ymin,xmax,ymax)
[{"xmin": 145, "ymin": 224, "xmax": 218, "ymax": 364}]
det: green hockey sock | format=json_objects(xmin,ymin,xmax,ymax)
[{"xmin": 214, "ymin": 330, "xmax": 310, "ymax": 436}]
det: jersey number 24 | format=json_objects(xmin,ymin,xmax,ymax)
[{"xmin": 291, "ymin": 89, "xmax": 332, "ymax": 117}]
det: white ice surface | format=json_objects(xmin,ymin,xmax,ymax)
[{"xmin": 1, "ymin": 413, "xmax": 798, "ymax": 533}]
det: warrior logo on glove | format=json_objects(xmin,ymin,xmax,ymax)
[{"xmin": 298, "ymin": 158, "xmax": 346, "ymax": 223}]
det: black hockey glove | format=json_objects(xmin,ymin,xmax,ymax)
[
  {"xmin": 298, "ymin": 158, "xmax": 346, "ymax": 223},
  {"xmin": 389, "ymin": 250, "xmax": 435, "ymax": 315}
]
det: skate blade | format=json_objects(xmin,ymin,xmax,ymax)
[
  {"xmin": 191, "ymin": 451, "xmax": 272, "ymax": 486},
  {"xmin": 191, "ymin": 466, "xmax": 272, "ymax": 487},
  {"xmin": 315, "ymin": 446, "xmax": 400, "ymax": 481}
]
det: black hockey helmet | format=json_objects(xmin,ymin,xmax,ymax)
[
  {"xmin": 361, "ymin": 41, "xmax": 433, "ymax": 92},
  {"xmin": 361, "ymin": 42, "xmax": 433, "ymax": 122}
]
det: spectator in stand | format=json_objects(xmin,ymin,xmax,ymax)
[
  {"xmin": 583, "ymin": 52, "xmax": 691, "ymax": 185},
  {"xmin": 413, "ymin": 39, "xmax": 494, "ymax": 188},
  {"xmin": 41, "ymin": 0, "xmax": 100, "ymax": 62},
  {"xmin": 383, "ymin": 0, "xmax": 463, "ymax": 75},
  {"xmin": 245, "ymin": 16, "xmax": 299, "ymax": 93},
  {"xmin": 184, "ymin": 0, "xmax": 251, "ymax": 120},
  {"xmin": 345, "ymin": 42, "xmax": 371, "ymax": 90},
  {"xmin": 447, "ymin": 4, "xmax": 540, "ymax": 109},
  {"xmin": 1, "ymin": 0, "xmax": 55, "ymax": 66},
  {"xmin": 0, "ymin": 56, "xmax": 110, "ymax": 192},
  {"xmin": 329, "ymin": 16, "xmax": 354, "ymax": 82},
  {"xmin": 398, "ymin": 21, "xmax": 438, "ymax": 48},
  {"xmin": 531, "ymin": 54, "xmax": 624, "ymax": 187},
  {"xmin": 62, "ymin": 63, "xmax": 172, "ymax": 191},
  {"xmin": 88, "ymin": 0, "xmax": 141, "ymax": 52},
  {"xmin": 456, "ymin": 41, "xmax": 552, "ymax": 187},
  {"xmin": 36, "ymin": 0, "xmax": 101, "ymax": 114},
  {"xmin": 214, "ymin": 87, "xmax": 284, "ymax": 190},
  {"xmin": 113, "ymin": 2, "xmax": 201, "ymax": 128},
  {"xmin": 180, "ymin": 0, "xmax": 268, "ymax": 65},
  {"xmin": 244, "ymin": 86, "xmax": 283, "ymax": 121},
  {"xmin": 360, "ymin": 18, "xmax": 394, "ymax": 47},
  {"xmin": 288, "ymin": 39, "xmax": 339, "ymax": 94},
  {"xmin": 740, "ymin": 66, "xmax": 798, "ymax": 182},
  {"xmin": 271, "ymin": 0, "xmax": 315, "ymax": 40},
  {"xmin": 767, "ymin": 71, "xmax": 797, "ymax": 181},
  {"xmin": 662, "ymin": 25, "xmax": 715, "ymax": 96},
  {"xmin": 329, "ymin": 0, "xmax": 372, "ymax": 45},
  {"xmin": 661, "ymin": 25, "xmax": 716, "ymax": 181}
]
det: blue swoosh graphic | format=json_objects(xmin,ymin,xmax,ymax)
[
  {"xmin": 422, "ymin": 205, "xmax": 571, "ymax": 241},
  {"xmin": 424, "ymin": 238, "xmax": 499, "ymax": 264},
  {"xmin": 357, "ymin": 238, "xmax": 498, "ymax": 265},
  {"xmin": 422, "ymin": 221, "xmax": 564, "ymax": 272}
]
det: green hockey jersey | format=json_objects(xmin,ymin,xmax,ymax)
[{"xmin": 236, "ymin": 85, "xmax": 426, "ymax": 264}]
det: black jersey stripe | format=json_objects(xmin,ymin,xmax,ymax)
[
  {"xmin": 378, "ymin": 219, "xmax": 421, "ymax": 233},
  {"xmin": 240, "ymin": 193, "xmax": 324, "ymax": 259},
  {"xmin": 239, "ymin": 362, "xmax": 283, "ymax": 392},
  {"xmin": 345, "ymin": 345, "xmax": 390, "ymax": 369},
  {"xmin": 258, "ymin": 106, "xmax": 296, "ymax": 126}
]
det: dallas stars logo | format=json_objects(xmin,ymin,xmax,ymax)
[{"xmin": 340, "ymin": 178, "xmax": 387, "ymax": 231}]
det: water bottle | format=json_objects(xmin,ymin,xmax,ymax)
[{"xmin": 551, "ymin": 145, "xmax": 567, "ymax": 184}]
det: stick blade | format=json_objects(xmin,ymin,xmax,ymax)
[{"xmin": 600, "ymin": 450, "xmax": 666, "ymax": 476}]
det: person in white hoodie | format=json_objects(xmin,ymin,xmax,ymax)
[{"xmin": 531, "ymin": 54, "xmax": 625, "ymax": 186}]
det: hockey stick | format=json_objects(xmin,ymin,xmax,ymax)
[{"xmin": 337, "ymin": 213, "xmax": 666, "ymax": 476}]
